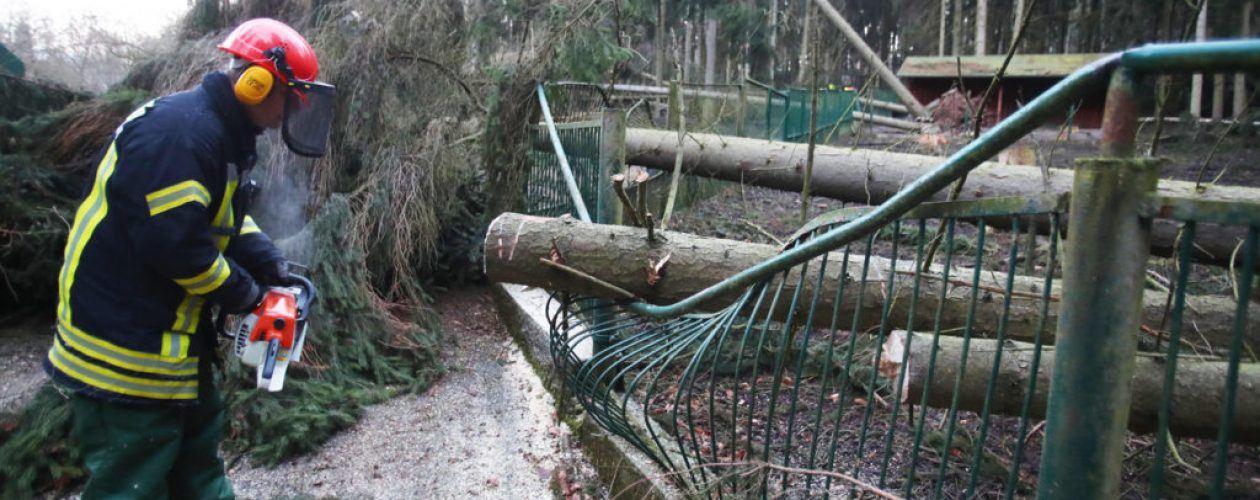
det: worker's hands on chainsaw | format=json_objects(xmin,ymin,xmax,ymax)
[
  {"xmin": 254, "ymin": 259, "xmax": 291, "ymax": 287},
  {"xmin": 224, "ymin": 279, "xmax": 266, "ymax": 314}
]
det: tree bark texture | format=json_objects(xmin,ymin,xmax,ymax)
[
  {"xmin": 623, "ymin": 128, "xmax": 1260, "ymax": 266},
  {"xmin": 894, "ymin": 332, "xmax": 1260, "ymax": 445},
  {"xmin": 484, "ymin": 212, "xmax": 1258, "ymax": 351},
  {"xmin": 952, "ymin": 0, "xmax": 965, "ymax": 56},
  {"xmin": 974, "ymin": 0, "xmax": 988, "ymax": 55},
  {"xmin": 1012, "ymin": 0, "xmax": 1026, "ymax": 52},
  {"xmin": 655, "ymin": 0, "xmax": 666, "ymax": 83},
  {"xmin": 1213, "ymin": 73, "xmax": 1226, "ymax": 123},
  {"xmin": 1191, "ymin": 0, "xmax": 1208, "ymax": 117},
  {"xmin": 704, "ymin": 18, "xmax": 718, "ymax": 86},
  {"xmin": 1236, "ymin": 1, "xmax": 1253, "ymax": 117}
]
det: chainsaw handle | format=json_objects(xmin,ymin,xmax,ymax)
[{"xmin": 286, "ymin": 274, "xmax": 317, "ymax": 321}]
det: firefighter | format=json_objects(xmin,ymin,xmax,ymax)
[{"xmin": 44, "ymin": 18, "xmax": 335, "ymax": 499}]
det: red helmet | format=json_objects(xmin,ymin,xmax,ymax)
[{"xmin": 218, "ymin": 18, "xmax": 318, "ymax": 84}]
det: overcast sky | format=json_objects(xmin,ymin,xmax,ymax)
[{"xmin": 0, "ymin": 0, "xmax": 187, "ymax": 38}]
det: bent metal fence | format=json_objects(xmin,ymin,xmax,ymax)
[{"xmin": 515, "ymin": 41, "xmax": 1260, "ymax": 498}]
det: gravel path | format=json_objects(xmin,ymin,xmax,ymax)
[
  {"xmin": 0, "ymin": 318, "xmax": 50, "ymax": 416},
  {"xmin": 230, "ymin": 288, "xmax": 595, "ymax": 499}
]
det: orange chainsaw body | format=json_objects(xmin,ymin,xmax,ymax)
[{"xmin": 247, "ymin": 289, "xmax": 299, "ymax": 348}]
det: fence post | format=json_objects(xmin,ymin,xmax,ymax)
[
  {"xmin": 1038, "ymin": 68, "xmax": 1159, "ymax": 498},
  {"xmin": 600, "ymin": 108, "xmax": 627, "ymax": 226},
  {"xmin": 736, "ymin": 79, "xmax": 748, "ymax": 137}
]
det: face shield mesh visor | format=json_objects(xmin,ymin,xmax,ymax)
[{"xmin": 282, "ymin": 81, "xmax": 336, "ymax": 157}]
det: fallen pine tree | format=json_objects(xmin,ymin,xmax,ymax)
[
  {"xmin": 884, "ymin": 331, "xmax": 1260, "ymax": 445},
  {"xmin": 484, "ymin": 212, "xmax": 1258, "ymax": 351},
  {"xmin": 620, "ymin": 128, "xmax": 1260, "ymax": 267}
]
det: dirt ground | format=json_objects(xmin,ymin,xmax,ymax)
[{"xmin": 0, "ymin": 317, "xmax": 50, "ymax": 416}]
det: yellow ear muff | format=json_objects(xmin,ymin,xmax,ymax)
[{"xmin": 234, "ymin": 66, "xmax": 274, "ymax": 105}]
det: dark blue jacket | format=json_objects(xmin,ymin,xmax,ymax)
[{"xmin": 46, "ymin": 72, "xmax": 282, "ymax": 404}]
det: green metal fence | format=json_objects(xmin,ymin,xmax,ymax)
[
  {"xmin": 775, "ymin": 87, "xmax": 858, "ymax": 143},
  {"xmin": 524, "ymin": 40, "xmax": 1260, "ymax": 498},
  {"xmin": 550, "ymin": 196, "xmax": 1070, "ymax": 497},
  {"xmin": 525, "ymin": 122, "xmax": 606, "ymax": 222}
]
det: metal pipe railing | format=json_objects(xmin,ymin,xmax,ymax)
[{"xmin": 537, "ymin": 85, "xmax": 593, "ymax": 223}]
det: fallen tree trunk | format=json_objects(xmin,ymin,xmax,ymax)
[
  {"xmin": 892, "ymin": 332, "xmax": 1260, "ymax": 445},
  {"xmin": 853, "ymin": 111, "xmax": 924, "ymax": 131},
  {"xmin": 485, "ymin": 212, "xmax": 1258, "ymax": 351},
  {"xmin": 859, "ymin": 98, "xmax": 910, "ymax": 115},
  {"xmin": 810, "ymin": 0, "xmax": 930, "ymax": 120},
  {"xmin": 623, "ymin": 128, "xmax": 1260, "ymax": 265}
]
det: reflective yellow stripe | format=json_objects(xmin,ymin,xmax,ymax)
[
  {"xmin": 161, "ymin": 332, "xmax": 190, "ymax": 358},
  {"xmin": 145, "ymin": 180, "xmax": 211, "ymax": 216},
  {"xmin": 173, "ymin": 255, "xmax": 231, "ymax": 295},
  {"xmin": 170, "ymin": 294, "xmax": 204, "ymax": 333},
  {"xmin": 56, "ymin": 320, "xmax": 197, "ymax": 376},
  {"xmin": 57, "ymin": 101, "xmax": 155, "ymax": 325},
  {"xmin": 241, "ymin": 216, "xmax": 261, "ymax": 235},
  {"xmin": 50, "ymin": 337, "xmax": 197, "ymax": 400},
  {"xmin": 57, "ymin": 142, "xmax": 119, "ymax": 324},
  {"xmin": 212, "ymin": 180, "xmax": 238, "ymax": 251}
]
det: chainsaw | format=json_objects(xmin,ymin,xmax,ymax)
[{"xmin": 227, "ymin": 274, "xmax": 317, "ymax": 392}]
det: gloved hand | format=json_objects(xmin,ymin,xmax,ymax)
[
  {"xmin": 254, "ymin": 259, "xmax": 291, "ymax": 286},
  {"xmin": 224, "ymin": 280, "xmax": 265, "ymax": 314}
]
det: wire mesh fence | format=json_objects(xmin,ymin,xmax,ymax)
[
  {"xmin": 545, "ymin": 195, "xmax": 1260, "ymax": 498},
  {"xmin": 525, "ymin": 122, "xmax": 605, "ymax": 221}
]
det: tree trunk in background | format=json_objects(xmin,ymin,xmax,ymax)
[
  {"xmin": 656, "ymin": 0, "xmax": 666, "ymax": 83},
  {"xmin": 1213, "ymin": 73, "xmax": 1226, "ymax": 123},
  {"xmin": 1191, "ymin": 0, "xmax": 1208, "ymax": 118},
  {"xmin": 682, "ymin": 20, "xmax": 692, "ymax": 83},
  {"xmin": 1064, "ymin": 0, "xmax": 1085, "ymax": 52},
  {"xmin": 952, "ymin": 0, "xmax": 965, "ymax": 55},
  {"xmin": 895, "ymin": 333, "xmax": 1260, "ymax": 445},
  {"xmin": 974, "ymin": 0, "xmax": 987, "ymax": 55},
  {"xmin": 800, "ymin": 0, "xmax": 814, "ymax": 81},
  {"xmin": 1012, "ymin": 0, "xmax": 1025, "ymax": 53},
  {"xmin": 704, "ymin": 18, "xmax": 717, "ymax": 86},
  {"xmin": 483, "ymin": 213, "xmax": 1259, "ymax": 350},
  {"xmin": 621, "ymin": 128, "xmax": 1260, "ymax": 266},
  {"xmin": 691, "ymin": 19, "xmax": 702, "ymax": 82},
  {"xmin": 939, "ymin": 0, "xmax": 949, "ymax": 55},
  {"xmin": 769, "ymin": 0, "xmax": 779, "ymax": 82},
  {"xmin": 1095, "ymin": 0, "xmax": 1108, "ymax": 51},
  {"xmin": 1236, "ymin": 0, "xmax": 1253, "ymax": 117}
]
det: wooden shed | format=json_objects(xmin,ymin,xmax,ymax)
[{"xmin": 898, "ymin": 53, "xmax": 1110, "ymax": 129}]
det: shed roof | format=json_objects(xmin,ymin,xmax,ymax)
[{"xmin": 898, "ymin": 53, "xmax": 1109, "ymax": 78}]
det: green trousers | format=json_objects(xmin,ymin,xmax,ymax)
[{"xmin": 70, "ymin": 374, "xmax": 234, "ymax": 500}]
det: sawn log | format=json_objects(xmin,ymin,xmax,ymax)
[
  {"xmin": 888, "ymin": 332, "xmax": 1260, "ymax": 445},
  {"xmin": 622, "ymin": 128, "xmax": 1260, "ymax": 265},
  {"xmin": 484, "ymin": 212, "xmax": 1258, "ymax": 351}
]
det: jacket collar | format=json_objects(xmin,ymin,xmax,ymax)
[{"xmin": 202, "ymin": 72, "xmax": 261, "ymax": 169}]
